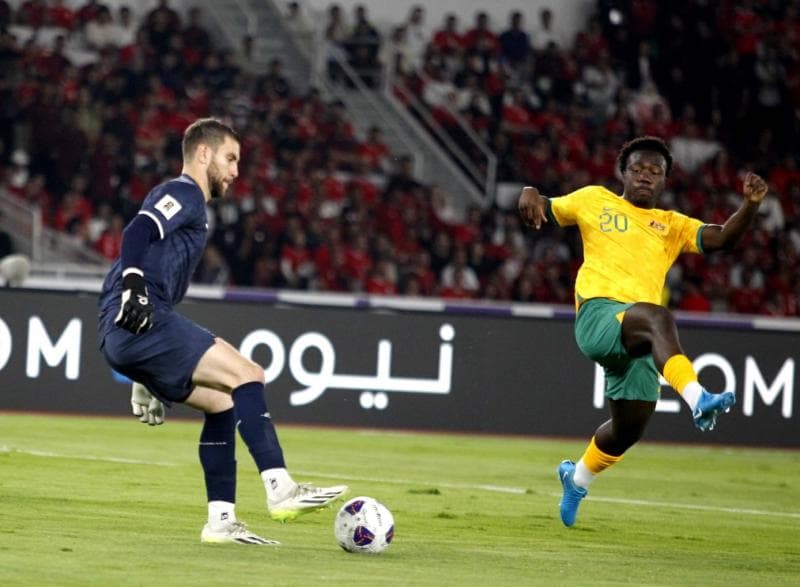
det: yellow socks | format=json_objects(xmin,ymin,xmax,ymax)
[
  {"xmin": 582, "ymin": 436, "xmax": 622, "ymax": 474},
  {"xmin": 663, "ymin": 354, "xmax": 696, "ymax": 393},
  {"xmin": 663, "ymin": 354, "xmax": 703, "ymax": 409},
  {"xmin": 573, "ymin": 437, "xmax": 623, "ymax": 488}
]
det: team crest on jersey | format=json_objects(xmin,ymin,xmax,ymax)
[{"xmin": 155, "ymin": 194, "xmax": 182, "ymax": 220}]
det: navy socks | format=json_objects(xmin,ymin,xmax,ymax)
[
  {"xmin": 232, "ymin": 381, "xmax": 286, "ymax": 471},
  {"xmin": 199, "ymin": 408, "xmax": 236, "ymax": 502}
]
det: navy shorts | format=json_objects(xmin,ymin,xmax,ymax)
[{"xmin": 100, "ymin": 307, "xmax": 216, "ymax": 405}]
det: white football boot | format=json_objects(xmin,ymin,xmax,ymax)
[
  {"xmin": 200, "ymin": 521, "xmax": 280, "ymax": 545},
  {"xmin": 268, "ymin": 483, "xmax": 349, "ymax": 522}
]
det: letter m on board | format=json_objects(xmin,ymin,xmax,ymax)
[{"xmin": 26, "ymin": 317, "xmax": 82, "ymax": 380}]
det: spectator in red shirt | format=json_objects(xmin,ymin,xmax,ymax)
[
  {"xmin": 38, "ymin": 34, "xmax": 71, "ymax": 80},
  {"xmin": 316, "ymin": 242, "xmax": 350, "ymax": 292},
  {"xmin": 94, "ymin": 213, "xmax": 124, "ymax": 261},
  {"xmin": 432, "ymin": 13, "xmax": 464, "ymax": 57},
  {"xmin": 501, "ymin": 88, "xmax": 537, "ymax": 135},
  {"xmin": 732, "ymin": 1, "xmax": 762, "ymax": 58},
  {"xmin": 53, "ymin": 181, "xmax": 93, "ymax": 233},
  {"xmin": 364, "ymin": 260, "xmax": 398, "ymax": 295},
  {"xmin": 347, "ymin": 162, "xmax": 380, "ymax": 205},
  {"xmin": 629, "ymin": 0, "xmax": 658, "ymax": 41},
  {"xmin": 769, "ymin": 154, "xmax": 800, "ymax": 196},
  {"xmin": 182, "ymin": 6, "xmax": 211, "ymax": 61},
  {"xmin": 280, "ymin": 226, "xmax": 315, "ymax": 289},
  {"xmin": 463, "ymin": 12, "xmax": 500, "ymax": 57},
  {"xmin": 344, "ymin": 232, "xmax": 373, "ymax": 286},
  {"xmin": 75, "ymin": 0, "xmax": 104, "ymax": 29},
  {"xmin": 451, "ymin": 205, "xmax": 482, "ymax": 247},
  {"xmin": 678, "ymin": 279, "xmax": 712, "ymax": 313},
  {"xmin": 358, "ymin": 126, "xmax": 390, "ymax": 172},
  {"xmin": 17, "ymin": 0, "xmax": 47, "ymax": 28},
  {"xmin": 48, "ymin": 0, "xmax": 77, "ymax": 30},
  {"xmin": 405, "ymin": 249, "xmax": 437, "ymax": 296},
  {"xmin": 728, "ymin": 264, "xmax": 765, "ymax": 314}
]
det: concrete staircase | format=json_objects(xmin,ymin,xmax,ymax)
[{"xmin": 202, "ymin": 0, "xmax": 486, "ymax": 214}]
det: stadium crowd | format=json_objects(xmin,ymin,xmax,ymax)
[{"xmin": 0, "ymin": 0, "xmax": 798, "ymax": 316}]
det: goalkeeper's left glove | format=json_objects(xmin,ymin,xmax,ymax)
[
  {"xmin": 115, "ymin": 272, "xmax": 154, "ymax": 334},
  {"xmin": 130, "ymin": 382, "xmax": 165, "ymax": 426}
]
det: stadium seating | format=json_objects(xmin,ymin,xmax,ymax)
[{"xmin": 0, "ymin": 0, "xmax": 797, "ymax": 315}]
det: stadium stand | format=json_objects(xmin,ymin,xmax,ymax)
[{"xmin": 0, "ymin": 0, "xmax": 797, "ymax": 315}]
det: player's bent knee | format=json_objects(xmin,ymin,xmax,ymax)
[
  {"xmin": 247, "ymin": 361, "xmax": 265, "ymax": 385},
  {"xmin": 651, "ymin": 305, "xmax": 676, "ymax": 331},
  {"xmin": 237, "ymin": 359, "xmax": 266, "ymax": 387},
  {"xmin": 631, "ymin": 302, "xmax": 675, "ymax": 332}
]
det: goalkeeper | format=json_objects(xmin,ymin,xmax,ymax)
[
  {"xmin": 518, "ymin": 136, "xmax": 768, "ymax": 527},
  {"xmin": 98, "ymin": 118, "xmax": 347, "ymax": 545}
]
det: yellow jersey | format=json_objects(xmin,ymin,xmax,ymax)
[{"xmin": 548, "ymin": 185, "xmax": 706, "ymax": 308}]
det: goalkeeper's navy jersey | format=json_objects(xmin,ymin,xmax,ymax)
[{"xmin": 98, "ymin": 174, "xmax": 208, "ymax": 331}]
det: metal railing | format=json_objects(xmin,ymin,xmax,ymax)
[
  {"xmin": 235, "ymin": 0, "xmax": 258, "ymax": 38},
  {"xmin": 0, "ymin": 189, "xmax": 40, "ymax": 261},
  {"xmin": 204, "ymin": 0, "xmax": 257, "ymax": 49},
  {"xmin": 29, "ymin": 261, "xmax": 109, "ymax": 281},
  {"xmin": 411, "ymin": 69, "xmax": 497, "ymax": 203},
  {"xmin": 315, "ymin": 49, "xmax": 429, "ymax": 178},
  {"xmin": 374, "ymin": 72, "xmax": 488, "ymax": 207},
  {"xmin": 1, "ymin": 190, "xmax": 109, "ymax": 267},
  {"xmin": 385, "ymin": 69, "xmax": 497, "ymax": 205},
  {"xmin": 39, "ymin": 225, "xmax": 110, "ymax": 265},
  {"xmin": 265, "ymin": 0, "xmax": 315, "ymax": 58}
]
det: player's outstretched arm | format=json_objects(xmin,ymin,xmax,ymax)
[
  {"xmin": 701, "ymin": 171, "xmax": 768, "ymax": 253},
  {"xmin": 518, "ymin": 186, "xmax": 549, "ymax": 230}
]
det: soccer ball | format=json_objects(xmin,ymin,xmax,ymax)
[{"xmin": 334, "ymin": 496, "xmax": 394, "ymax": 554}]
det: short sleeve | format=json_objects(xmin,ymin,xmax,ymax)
[
  {"xmin": 549, "ymin": 186, "xmax": 594, "ymax": 227},
  {"xmin": 138, "ymin": 183, "xmax": 205, "ymax": 240},
  {"xmin": 675, "ymin": 213, "xmax": 706, "ymax": 255}
]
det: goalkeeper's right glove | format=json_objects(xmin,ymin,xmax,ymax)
[
  {"xmin": 115, "ymin": 272, "xmax": 154, "ymax": 334},
  {"xmin": 130, "ymin": 382, "xmax": 165, "ymax": 426}
]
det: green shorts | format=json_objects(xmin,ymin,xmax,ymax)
[{"xmin": 574, "ymin": 298, "xmax": 660, "ymax": 402}]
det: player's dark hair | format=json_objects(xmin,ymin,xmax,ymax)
[
  {"xmin": 182, "ymin": 118, "xmax": 239, "ymax": 160},
  {"xmin": 617, "ymin": 135, "xmax": 673, "ymax": 176}
]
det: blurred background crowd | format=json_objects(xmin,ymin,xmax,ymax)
[{"xmin": 0, "ymin": 0, "xmax": 798, "ymax": 315}]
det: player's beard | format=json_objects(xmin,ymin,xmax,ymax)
[{"xmin": 207, "ymin": 161, "xmax": 227, "ymax": 200}]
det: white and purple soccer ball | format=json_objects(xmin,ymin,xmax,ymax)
[{"xmin": 334, "ymin": 496, "xmax": 394, "ymax": 554}]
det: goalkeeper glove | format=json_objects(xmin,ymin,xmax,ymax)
[
  {"xmin": 130, "ymin": 382, "xmax": 165, "ymax": 426},
  {"xmin": 115, "ymin": 272, "xmax": 154, "ymax": 334}
]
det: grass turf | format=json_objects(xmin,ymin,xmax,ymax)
[{"xmin": 0, "ymin": 413, "xmax": 798, "ymax": 586}]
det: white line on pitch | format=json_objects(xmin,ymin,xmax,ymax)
[
  {"xmin": 294, "ymin": 469, "xmax": 800, "ymax": 520},
  {"xmin": 0, "ymin": 445, "xmax": 178, "ymax": 467},
  {"xmin": 294, "ymin": 469, "xmax": 527, "ymax": 495},
  {"xmin": 5, "ymin": 446, "xmax": 798, "ymax": 520},
  {"xmin": 568, "ymin": 494, "xmax": 800, "ymax": 519}
]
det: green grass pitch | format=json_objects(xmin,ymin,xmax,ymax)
[{"xmin": 0, "ymin": 413, "xmax": 798, "ymax": 586}]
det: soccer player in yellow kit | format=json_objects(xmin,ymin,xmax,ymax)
[{"xmin": 517, "ymin": 136, "xmax": 768, "ymax": 527}]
